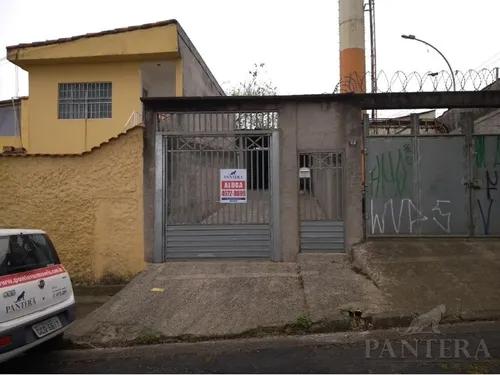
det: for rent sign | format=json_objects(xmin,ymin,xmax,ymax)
[{"xmin": 220, "ymin": 169, "xmax": 247, "ymax": 203}]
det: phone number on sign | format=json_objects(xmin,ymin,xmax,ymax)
[{"xmin": 221, "ymin": 190, "xmax": 246, "ymax": 197}]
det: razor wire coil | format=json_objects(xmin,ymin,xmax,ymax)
[{"xmin": 334, "ymin": 68, "xmax": 499, "ymax": 93}]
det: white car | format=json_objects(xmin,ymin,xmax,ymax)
[{"xmin": 0, "ymin": 229, "xmax": 75, "ymax": 362}]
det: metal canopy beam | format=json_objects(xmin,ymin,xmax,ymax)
[
  {"xmin": 354, "ymin": 91, "xmax": 500, "ymax": 109},
  {"xmin": 142, "ymin": 91, "xmax": 500, "ymax": 112}
]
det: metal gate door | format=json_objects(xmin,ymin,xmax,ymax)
[
  {"xmin": 298, "ymin": 151, "xmax": 345, "ymax": 252},
  {"xmin": 472, "ymin": 134, "xmax": 500, "ymax": 236},
  {"xmin": 366, "ymin": 135, "xmax": 469, "ymax": 236},
  {"xmin": 158, "ymin": 111, "xmax": 278, "ymax": 259}
]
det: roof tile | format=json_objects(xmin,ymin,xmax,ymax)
[{"xmin": 7, "ymin": 19, "xmax": 178, "ymax": 50}]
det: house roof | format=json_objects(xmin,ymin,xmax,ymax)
[
  {"xmin": 6, "ymin": 19, "xmax": 178, "ymax": 51},
  {"xmin": 6, "ymin": 19, "xmax": 224, "ymax": 95}
]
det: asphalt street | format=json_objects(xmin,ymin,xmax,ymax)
[{"xmin": 2, "ymin": 321, "xmax": 500, "ymax": 373}]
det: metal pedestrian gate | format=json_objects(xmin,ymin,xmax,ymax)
[
  {"xmin": 298, "ymin": 151, "xmax": 345, "ymax": 252},
  {"xmin": 156, "ymin": 111, "xmax": 279, "ymax": 259}
]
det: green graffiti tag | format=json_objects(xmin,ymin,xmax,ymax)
[
  {"xmin": 368, "ymin": 145, "xmax": 412, "ymax": 199},
  {"xmin": 475, "ymin": 136, "xmax": 486, "ymax": 168},
  {"xmin": 475, "ymin": 135, "xmax": 500, "ymax": 235},
  {"xmin": 495, "ymin": 136, "xmax": 500, "ymax": 166}
]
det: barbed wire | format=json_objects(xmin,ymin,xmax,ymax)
[{"xmin": 334, "ymin": 68, "xmax": 499, "ymax": 93}]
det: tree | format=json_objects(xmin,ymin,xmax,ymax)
[
  {"xmin": 226, "ymin": 63, "xmax": 278, "ymax": 130},
  {"xmin": 229, "ymin": 63, "xmax": 277, "ymax": 96}
]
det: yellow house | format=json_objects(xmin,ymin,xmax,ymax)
[
  {"xmin": 0, "ymin": 20, "xmax": 223, "ymax": 284},
  {"xmin": 2, "ymin": 19, "xmax": 224, "ymax": 154}
]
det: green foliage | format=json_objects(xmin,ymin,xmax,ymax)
[
  {"xmin": 133, "ymin": 331, "xmax": 164, "ymax": 345},
  {"xmin": 294, "ymin": 314, "xmax": 313, "ymax": 331},
  {"xmin": 465, "ymin": 363, "xmax": 491, "ymax": 374},
  {"xmin": 229, "ymin": 63, "xmax": 277, "ymax": 96}
]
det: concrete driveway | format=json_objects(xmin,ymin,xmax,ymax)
[{"xmin": 66, "ymin": 254, "xmax": 384, "ymax": 346}]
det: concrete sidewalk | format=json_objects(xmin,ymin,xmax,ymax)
[
  {"xmin": 66, "ymin": 239, "xmax": 500, "ymax": 347},
  {"xmin": 351, "ymin": 239, "xmax": 500, "ymax": 320}
]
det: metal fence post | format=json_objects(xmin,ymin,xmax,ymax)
[
  {"xmin": 410, "ymin": 113, "xmax": 419, "ymax": 136},
  {"xmin": 410, "ymin": 113, "xmax": 421, "ymax": 234},
  {"xmin": 362, "ymin": 114, "xmax": 370, "ymax": 231},
  {"xmin": 271, "ymin": 130, "xmax": 281, "ymax": 261},
  {"xmin": 153, "ymin": 132, "xmax": 165, "ymax": 262},
  {"xmin": 461, "ymin": 112, "xmax": 474, "ymax": 236}
]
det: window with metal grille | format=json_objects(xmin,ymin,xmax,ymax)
[{"xmin": 58, "ymin": 82, "xmax": 112, "ymax": 119}]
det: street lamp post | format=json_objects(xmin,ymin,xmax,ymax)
[{"xmin": 401, "ymin": 34, "xmax": 456, "ymax": 91}]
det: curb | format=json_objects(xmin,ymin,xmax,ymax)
[{"xmin": 63, "ymin": 309, "xmax": 500, "ymax": 350}]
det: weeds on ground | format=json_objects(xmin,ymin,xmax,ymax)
[
  {"xmin": 293, "ymin": 314, "xmax": 313, "ymax": 331},
  {"xmin": 465, "ymin": 362, "xmax": 491, "ymax": 374},
  {"xmin": 133, "ymin": 330, "xmax": 165, "ymax": 346}
]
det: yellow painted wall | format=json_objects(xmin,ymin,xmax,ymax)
[
  {"xmin": 0, "ymin": 127, "xmax": 144, "ymax": 284},
  {"xmin": 2, "ymin": 23, "xmax": 223, "ymax": 154},
  {"xmin": 0, "ymin": 136, "xmax": 22, "ymax": 148},
  {"xmin": 3, "ymin": 23, "xmax": 181, "ymax": 154},
  {"xmin": 8, "ymin": 24, "xmax": 179, "ymax": 66},
  {"xmin": 25, "ymin": 61, "xmax": 143, "ymax": 154},
  {"xmin": 20, "ymin": 98, "xmax": 29, "ymax": 149}
]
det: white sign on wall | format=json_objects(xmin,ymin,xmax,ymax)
[
  {"xmin": 299, "ymin": 167, "xmax": 311, "ymax": 179},
  {"xmin": 220, "ymin": 169, "xmax": 247, "ymax": 203}
]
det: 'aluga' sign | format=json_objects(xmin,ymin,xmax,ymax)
[{"xmin": 220, "ymin": 169, "xmax": 247, "ymax": 203}]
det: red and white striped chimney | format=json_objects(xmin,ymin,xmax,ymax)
[{"xmin": 339, "ymin": 0, "xmax": 366, "ymax": 92}]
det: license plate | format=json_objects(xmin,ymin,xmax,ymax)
[{"xmin": 32, "ymin": 316, "xmax": 63, "ymax": 338}]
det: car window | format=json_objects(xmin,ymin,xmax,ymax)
[
  {"xmin": 0, "ymin": 237, "xmax": 8, "ymax": 266},
  {"xmin": 0, "ymin": 234, "xmax": 60, "ymax": 277}
]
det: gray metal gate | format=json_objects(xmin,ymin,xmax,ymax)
[
  {"xmin": 298, "ymin": 151, "xmax": 345, "ymax": 252},
  {"xmin": 366, "ymin": 135, "xmax": 469, "ymax": 235},
  {"xmin": 366, "ymin": 129, "xmax": 500, "ymax": 237},
  {"xmin": 472, "ymin": 135, "xmax": 500, "ymax": 235},
  {"xmin": 157, "ymin": 111, "xmax": 279, "ymax": 259}
]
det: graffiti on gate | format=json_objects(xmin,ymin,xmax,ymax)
[
  {"xmin": 370, "ymin": 199, "xmax": 452, "ymax": 234},
  {"xmin": 474, "ymin": 136, "xmax": 500, "ymax": 235},
  {"xmin": 474, "ymin": 135, "xmax": 500, "ymax": 169},
  {"xmin": 367, "ymin": 143, "xmax": 413, "ymax": 199}
]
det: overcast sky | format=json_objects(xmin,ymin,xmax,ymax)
[{"xmin": 1, "ymin": 0, "xmax": 500, "ymax": 101}]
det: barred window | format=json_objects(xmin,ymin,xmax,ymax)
[{"xmin": 58, "ymin": 82, "xmax": 112, "ymax": 119}]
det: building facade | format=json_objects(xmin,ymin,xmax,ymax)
[
  {"xmin": 0, "ymin": 20, "xmax": 223, "ymax": 284},
  {"xmin": 1, "ymin": 20, "xmax": 223, "ymax": 155}
]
